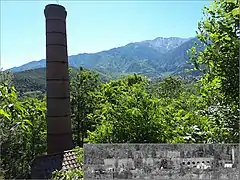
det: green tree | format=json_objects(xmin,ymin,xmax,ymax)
[
  {"xmin": 70, "ymin": 67, "xmax": 100, "ymax": 147},
  {"xmin": 190, "ymin": 0, "xmax": 239, "ymax": 104},
  {"xmin": 149, "ymin": 76, "xmax": 186, "ymax": 99},
  {"xmin": 0, "ymin": 70, "xmax": 13, "ymax": 85},
  {"xmin": 87, "ymin": 74, "xmax": 167, "ymax": 143},
  {"xmin": 189, "ymin": 0, "xmax": 239, "ymax": 142}
]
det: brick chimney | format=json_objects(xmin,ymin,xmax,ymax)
[{"xmin": 44, "ymin": 4, "xmax": 73, "ymax": 154}]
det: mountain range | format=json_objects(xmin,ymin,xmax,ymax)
[{"xmin": 8, "ymin": 37, "xmax": 201, "ymax": 77}]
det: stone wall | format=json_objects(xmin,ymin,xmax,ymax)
[{"xmin": 84, "ymin": 144, "xmax": 239, "ymax": 180}]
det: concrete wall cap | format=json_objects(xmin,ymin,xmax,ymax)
[{"xmin": 44, "ymin": 4, "xmax": 67, "ymax": 19}]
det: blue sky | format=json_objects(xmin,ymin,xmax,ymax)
[{"xmin": 1, "ymin": 0, "xmax": 211, "ymax": 70}]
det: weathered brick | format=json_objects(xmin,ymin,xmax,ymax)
[
  {"xmin": 47, "ymin": 98, "xmax": 71, "ymax": 117},
  {"xmin": 46, "ymin": 62, "xmax": 69, "ymax": 80},
  {"xmin": 46, "ymin": 45, "xmax": 68, "ymax": 63},
  {"xmin": 46, "ymin": 33, "xmax": 67, "ymax": 46},
  {"xmin": 47, "ymin": 80, "xmax": 70, "ymax": 98},
  {"xmin": 46, "ymin": 19, "xmax": 66, "ymax": 34},
  {"xmin": 47, "ymin": 116, "xmax": 72, "ymax": 134},
  {"xmin": 47, "ymin": 133, "xmax": 73, "ymax": 154}
]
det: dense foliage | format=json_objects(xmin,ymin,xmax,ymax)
[
  {"xmin": 189, "ymin": 0, "xmax": 239, "ymax": 142},
  {"xmin": 70, "ymin": 67, "xmax": 101, "ymax": 147},
  {"xmin": 0, "ymin": 82, "xmax": 46, "ymax": 179},
  {"xmin": 191, "ymin": 0, "xmax": 239, "ymax": 102},
  {"xmin": 0, "ymin": 0, "xmax": 239, "ymax": 179},
  {"xmin": 87, "ymin": 75, "xmax": 235, "ymax": 144}
]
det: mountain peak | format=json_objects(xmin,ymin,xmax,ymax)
[{"xmin": 140, "ymin": 37, "xmax": 190, "ymax": 53}]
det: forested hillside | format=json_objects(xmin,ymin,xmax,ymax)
[
  {"xmin": 11, "ymin": 67, "xmax": 114, "ymax": 94},
  {"xmin": 1, "ymin": 0, "xmax": 239, "ymax": 179},
  {"xmin": 11, "ymin": 66, "xmax": 201, "ymax": 94},
  {"xmin": 8, "ymin": 37, "xmax": 197, "ymax": 77}
]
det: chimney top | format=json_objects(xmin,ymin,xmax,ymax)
[{"xmin": 44, "ymin": 4, "xmax": 67, "ymax": 19}]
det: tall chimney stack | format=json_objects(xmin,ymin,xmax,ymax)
[{"xmin": 44, "ymin": 4, "xmax": 73, "ymax": 154}]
